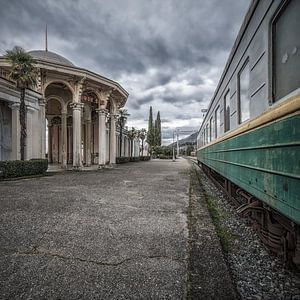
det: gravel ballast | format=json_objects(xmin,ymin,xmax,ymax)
[{"xmin": 194, "ymin": 162, "xmax": 300, "ymax": 300}]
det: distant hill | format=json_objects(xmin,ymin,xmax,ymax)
[{"xmin": 168, "ymin": 132, "xmax": 198, "ymax": 147}]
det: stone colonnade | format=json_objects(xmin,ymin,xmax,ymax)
[
  {"xmin": 47, "ymin": 102, "xmax": 118, "ymax": 170},
  {"xmin": 8, "ymin": 99, "xmax": 46, "ymax": 161}
]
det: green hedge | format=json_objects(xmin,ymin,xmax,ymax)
[
  {"xmin": 140, "ymin": 156, "xmax": 151, "ymax": 161},
  {"xmin": 158, "ymin": 155, "xmax": 173, "ymax": 159},
  {"xmin": 0, "ymin": 159, "xmax": 48, "ymax": 179},
  {"xmin": 130, "ymin": 157, "xmax": 140, "ymax": 162},
  {"xmin": 116, "ymin": 156, "xmax": 151, "ymax": 164},
  {"xmin": 116, "ymin": 157, "xmax": 130, "ymax": 164}
]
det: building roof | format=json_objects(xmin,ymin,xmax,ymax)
[{"xmin": 28, "ymin": 50, "xmax": 75, "ymax": 67}]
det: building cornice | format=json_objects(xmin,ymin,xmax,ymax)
[{"xmin": 0, "ymin": 57, "xmax": 128, "ymax": 99}]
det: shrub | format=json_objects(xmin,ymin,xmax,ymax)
[
  {"xmin": 116, "ymin": 157, "xmax": 130, "ymax": 164},
  {"xmin": 140, "ymin": 156, "xmax": 151, "ymax": 161},
  {"xmin": 130, "ymin": 157, "xmax": 140, "ymax": 162},
  {"xmin": 152, "ymin": 146, "xmax": 173, "ymax": 158},
  {"xmin": 0, "ymin": 159, "xmax": 48, "ymax": 179},
  {"xmin": 158, "ymin": 155, "xmax": 173, "ymax": 159}
]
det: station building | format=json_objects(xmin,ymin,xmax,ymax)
[{"xmin": 0, "ymin": 49, "xmax": 138, "ymax": 169}]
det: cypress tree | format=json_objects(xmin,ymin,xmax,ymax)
[
  {"xmin": 147, "ymin": 106, "xmax": 154, "ymax": 149},
  {"xmin": 156, "ymin": 111, "xmax": 161, "ymax": 146},
  {"xmin": 154, "ymin": 119, "xmax": 158, "ymax": 146}
]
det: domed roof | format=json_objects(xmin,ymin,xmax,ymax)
[{"xmin": 28, "ymin": 50, "xmax": 75, "ymax": 67}]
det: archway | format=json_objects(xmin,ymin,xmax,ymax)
[
  {"xmin": 46, "ymin": 98, "xmax": 61, "ymax": 163},
  {"xmin": 45, "ymin": 82, "xmax": 73, "ymax": 168},
  {"xmin": 81, "ymin": 90, "xmax": 99, "ymax": 166}
]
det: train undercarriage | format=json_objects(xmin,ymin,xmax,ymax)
[{"xmin": 200, "ymin": 163, "xmax": 300, "ymax": 269}]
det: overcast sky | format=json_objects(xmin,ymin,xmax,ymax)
[{"xmin": 0, "ymin": 0, "xmax": 250, "ymax": 144}]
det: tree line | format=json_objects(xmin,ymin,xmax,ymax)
[{"xmin": 146, "ymin": 106, "xmax": 161, "ymax": 153}]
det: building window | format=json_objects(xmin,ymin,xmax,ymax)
[
  {"xmin": 224, "ymin": 91, "xmax": 230, "ymax": 132},
  {"xmin": 273, "ymin": 0, "xmax": 300, "ymax": 101},
  {"xmin": 238, "ymin": 60, "xmax": 250, "ymax": 123},
  {"xmin": 215, "ymin": 106, "xmax": 220, "ymax": 138}
]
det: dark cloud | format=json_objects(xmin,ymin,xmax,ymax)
[
  {"xmin": 137, "ymin": 95, "xmax": 154, "ymax": 105},
  {"xmin": 145, "ymin": 72, "xmax": 173, "ymax": 90},
  {"xmin": 0, "ymin": 0, "xmax": 250, "ymax": 143}
]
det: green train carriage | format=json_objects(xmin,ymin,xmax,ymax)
[{"xmin": 196, "ymin": 0, "xmax": 300, "ymax": 265}]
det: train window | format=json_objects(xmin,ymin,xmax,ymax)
[
  {"xmin": 224, "ymin": 91, "xmax": 230, "ymax": 132},
  {"xmin": 273, "ymin": 0, "xmax": 300, "ymax": 101},
  {"xmin": 238, "ymin": 59, "xmax": 250, "ymax": 123},
  {"xmin": 206, "ymin": 123, "xmax": 209, "ymax": 143},
  {"xmin": 210, "ymin": 116, "xmax": 215, "ymax": 141},
  {"xmin": 215, "ymin": 106, "xmax": 220, "ymax": 138}
]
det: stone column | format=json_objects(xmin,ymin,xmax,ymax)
[
  {"xmin": 52, "ymin": 123, "xmax": 59, "ymax": 163},
  {"xmin": 25, "ymin": 106, "xmax": 34, "ymax": 160},
  {"xmin": 124, "ymin": 137, "xmax": 128, "ymax": 157},
  {"xmin": 97, "ymin": 108, "xmax": 107, "ymax": 168},
  {"xmin": 70, "ymin": 103, "xmax": 83, "ymax": 169},
  {"xmin": 61, "ymin": 111, "xmax": 67, "ymax": 169},
  {"xmin": 109, "ymin": 113, "xmax": 117, "ymax": 165},
  {"xmin": 39, "ymin": 99, "xmax": 46, "ymax": 159},
  {"xmin": 85, "ymin": 119, "xmax": 92, "ymax": 166},
  {"xmin": 67, "ymin": 121, "xmax": 72, "ymax": 164},
  {"xmin": 47, "ymin": 123, "xmax": 53, "ymax": 163},
  {"xmin": 9, "ymin": 103, "xmax": 20, "ymax": 160}
]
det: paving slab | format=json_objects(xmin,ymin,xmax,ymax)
[{"xmin": 0, "ymin": 159, "xmax": 190, "ymax": 299}]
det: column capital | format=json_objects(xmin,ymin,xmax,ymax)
[
  {"xmin": 26, "ymin": 105, "xmax": 36, "ymax": 113},
  {"xmin": 38, "ymin": 98, "xmax": 46, "ymax": 107},
  {"xmin": 9, "ymin": 102, "xmax": 20, "ymax": 110},
  {"xmin": 70, "ymin": 102, "xmax": 84, "ymax": 110},
  {"xmin": 111, "ymin": 113, "xmax": 118, "ymax": 121},
  {"xmin": 98, "ymin": 90, "xmax": 113, "ymax": 107},
  {"xmin": 96, "ymin": 108, "xmax": 108, "ymax": 116}
]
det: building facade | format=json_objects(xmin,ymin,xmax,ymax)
[{"xmin": 0, "ymin": 49, "xmax": 139, "ymax": 169}]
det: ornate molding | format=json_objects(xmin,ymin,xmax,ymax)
[
  {"xmin": 70, "ymin": 102, "xmax": 84, "ymax": 110},
  {"xmin": 111, "ymin": 114, "xmax": 119, "ymax": 121},
  {"xmin": 38, "ymin": 98, "xmax": 46, "ymax": 107},
  {"xmin": 98, "ymin": 90, "xmax": 113, "ymax": 107},
  {"xmin": 74, "ymin": 76, "xmax": 86, "ymax": 101},
  {"xmin": 26, "ymin": 105, "xmax": 37, "ymax": 113},
  {"xmin": 9, "ymin": 103, "xmax": 20, "ymax": 110},
  {"xmin": 96, "ymin": 108, "xmax": 108, "ymax": 116}
]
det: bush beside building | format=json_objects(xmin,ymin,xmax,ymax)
[{"xmin": 0, "ymin": 159, "xmax": 48, "ymax": 179}]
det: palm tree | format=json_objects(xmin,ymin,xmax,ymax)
[
  {"xmin": 117, "ymin": 108, "xmax": 130, "ymax": 157},
  {"xmin": 5, "ymin": 46, "xmax": 37, "ymax": 160},
  {"xmin": 138, "ymin": 128, "xmax": 147, "ymax": 156},
  {"xmin": 127, "ymin": 127, "xmax": 137, "ymax": 158}
]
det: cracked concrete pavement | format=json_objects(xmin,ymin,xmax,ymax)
[{"xmin": 0, "ymin": 159, "xmax": 190, "ymax": 299}]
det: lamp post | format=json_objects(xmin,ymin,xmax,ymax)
[
  {"xmin": 172, "ymin": 130, "xmax": 175, "ymax": 162},
  {"xmin": 176, "ymin": 129, "xmax": 179, "ymax": 158}
]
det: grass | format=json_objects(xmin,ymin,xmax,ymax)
[
  {"xmin": 194, "ymin": 167, "xmax": 234, "ymax": 253},
  {"xmin": 206, "ymin": 195, "xmax": 233, "ymax": 252}
]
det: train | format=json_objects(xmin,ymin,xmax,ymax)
[{"xmin": 196, "ymin": 0, "xmax": 300, "ymax": 266}]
